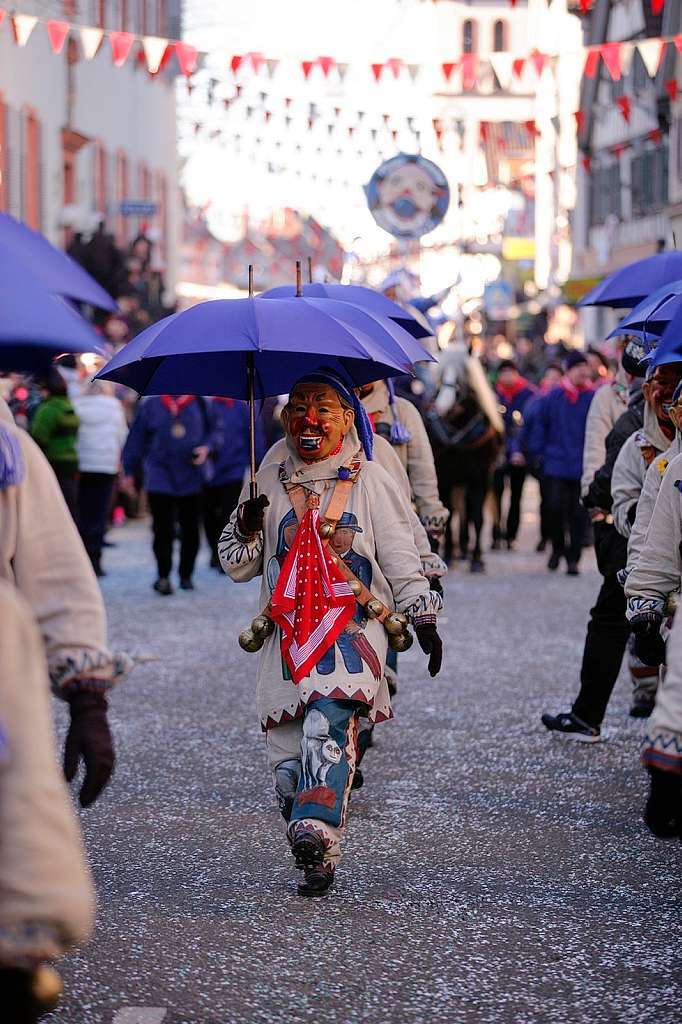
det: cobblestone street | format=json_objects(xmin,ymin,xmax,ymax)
[{"xmin": 48, "ymin": 501, "xmax": 682, "ymax": 1024}]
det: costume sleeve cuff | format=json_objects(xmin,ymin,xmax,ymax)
[
  {"xmin": 642, "ymin": 729, "xmax": 682, "ymax": 774},
  {"xmin": 626, "ymin": 596, "xmax": 666, "ymax": 622},
  {"xmin": 50, "ymin": 651, "xmax": 132, "ymax": 699},
  {"xmin": 403, "ymin": 590, "xmax": 443, "ymax": 623}
]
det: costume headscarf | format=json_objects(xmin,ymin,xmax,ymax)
[
  {"xmin": 295, "ymin": 369, "xmax": 374, "ymax": 460},
  {"xmin": 385, "ymin": 379, "xmax": 412, "ymax": 445},
  {"xmin": 0, "ymin": 424, "xmax": 25, "ymax": 489}
]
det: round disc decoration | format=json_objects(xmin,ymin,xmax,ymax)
[{"xmin": 364, "ymin": 153, "xmax": 450, "ymax": 239}]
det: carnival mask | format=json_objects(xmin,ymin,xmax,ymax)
[
  {"xmin": 282, "ymin": 383, "xmax": 354, "ymax": 461},
  {"xmin": 643, "ymin": 365, "xmax": 682, "ymax": 424}
]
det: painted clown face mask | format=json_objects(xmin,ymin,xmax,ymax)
[{"xmin": 282, "ymin": 383, "xmax": 355, "ymax": 461}]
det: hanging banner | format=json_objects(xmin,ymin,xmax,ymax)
[{"xmin": 364, "ymin": 152, "xmax": 450, "ymax": 239}]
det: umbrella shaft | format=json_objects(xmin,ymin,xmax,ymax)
[{"xmin": 247, "ymin": 353, "xmax": 258, "ymax": 499}]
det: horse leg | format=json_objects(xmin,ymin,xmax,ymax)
[{"xmin": 468, "ymin": 477, "xmax": 486, "ymax": 573}]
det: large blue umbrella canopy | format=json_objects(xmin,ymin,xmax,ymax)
[
  {"xmin": 261, "ymin": 282, "xmax": 434, "ymax": 340},
  {"xmin": 0, "ymin": 262, "xmax": 106, "ymax": 371},
  {"xmin": 96, "ymin": 296, "xmax": 417, "ymax": 399},
  {"xmin": 579, "ymin": 252, "xmax": 682, "ymax": 309},
  {"xmin": 0, "ymin": 212, "xmax": 116, "ymax": 311},
  {"xmin": 608, "ymin": 279, "xmax": 682, "ymax": 340},
  {"xmin": 648, "ymin": 305, "xmax": 682, "ymax": 369}
]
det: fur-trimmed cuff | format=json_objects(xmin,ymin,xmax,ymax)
[
  {"xmin": 218, "ymin": 519, "xmax": 263, "ymax": 570},
  {"xmin": 421, "ymin": 552, "xmax": 448, "ymax": 578},
  {"xmin": 626, "ymin": 596, "xmax": 666, "ymax": 622},
  {"xmin": 641, "ymin": 729, "xmax": 682, "ymax": 774},
  {"xmin": 50, "ymin": 651, "xmax": 131, "ymax": 700},
  {"xmin": 0, "ymin": 922, "xmax": 66, "ymax": 968}
]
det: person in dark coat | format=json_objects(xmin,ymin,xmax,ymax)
[
  {"xmin": 122, "ymin": 395, "xmax": 222, "ymax": 594},
  {"xmin": 524, "ymin": 351, "xmax": 594, "ymax": 574},
  {"xmin": 203, "ymin": 399, "xmax": 266, "ymax": 569},
  {"xmin": 522, "ymin": 363, "xmax": 563, "ymax": 551},
  {"xmin": 492, "ymin": 360, "xmax": 537, "ymax": 550}
]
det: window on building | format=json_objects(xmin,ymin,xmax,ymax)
[
  {"xmin": 462, "ymin": 19, "xmax": 477, "ymax": 55},
  {"xmin": 493, "ymin": 20, "xmax": 507, "ymax": 52},
  {"xmin": 589, "ymin": 162, "xmax": 622, "ymax": 226},
  {"xmin": 23, "ymin": 109, "xmax": 41, "ymax": 231},
  {"xmin": 631, "ymin": 142, "xmax": 669, "ymax": 216}
]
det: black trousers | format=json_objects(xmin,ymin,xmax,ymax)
[
  {"xmin": 492, "ymin": 463, "xmax": 526, "ymax": 542},
  {"xmin": 538, "ymin": 476, "xmax": 551, "ymax": 544},
  {"xmin": 53, "ymin": 464, "xmax": 79, "ymax": 520},
  {"xmin": 203, "ymin": 480, "xmax": 242, "ymax": 563},
  {"xmin": 78, "ymin": 472, "xmax": 116, "ymax": 568},
  {"xmin": 572, "ymin": 572, "xmax": 631, "ymax": 728},
  {"xmin": 147, "ymin": 491, "xmax": 202, "ymax": 580},
  {"xmin": 544, "ymin": 475, "xmax": 586, "ymax": 565}
]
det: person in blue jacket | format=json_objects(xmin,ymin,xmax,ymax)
[
  {"xmin": 492, "ymin": 360, "xmax": 537, "ymax": 550},
  {"xmin": 122, "ymin": 395, "xmax": 222, "ymax": 594},
  {"xmin": 525, "ymin": 352, "xmax": 595, "ymax": 574},
  {"xmin": 203, "ymin": 398, "xmax": 265, "ymax": 569}
]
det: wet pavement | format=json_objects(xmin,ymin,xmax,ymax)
[{"xmin": 47, "ymin": 499, "xmax": 682, "ymax": 1023}]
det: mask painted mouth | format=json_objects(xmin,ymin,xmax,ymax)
[
  {"xmin": 391, "ymin": 195, "xmax": 419, "ymax": 220},
  {"xmin": 298, "ymin": 433, "xmax": 323, "ymax": 452}
]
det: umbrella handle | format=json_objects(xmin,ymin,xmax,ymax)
[{"xmin": 247, "ymin": 352, "xmax": 258, "ymax": 500}]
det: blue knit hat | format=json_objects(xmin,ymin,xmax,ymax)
[{"xmin": 293, "ymin": 370, "xmax": 374, "ymax": 460}]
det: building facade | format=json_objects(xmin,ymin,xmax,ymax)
[{"xmin": 0, "ymin": 1, "xmax": 181, "ymax": 295}]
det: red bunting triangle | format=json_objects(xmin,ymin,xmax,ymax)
[
  {"xmin": 47, "ymin": 20, "xmax": 69, "ymax": 55},
  {"xmin": 442, "ymin": 61, "xmax": 457, "ymax": 82},
  {"xmin": 665, "ymin": 78, "xmax": 679, "ymax": 101},
  {"xmin": 574, "ymin": 110, "xmax": 585, "ymax": 132},
  {"xmin": 109, "ymin": 31, "xmax": 134, "ymax": 67},
  {"xmin": 230, "ymin": 54, "xmax": 242, "ymax": 74},
  {"xmin": 583, "ymin": 49, "xmax": 600, "ymax": 79},
  {"xmin": 616, "ymin": 95, "xmax": 631, "ymax": 122},
  {"xmin": 175, "ymin": 41, "xmax": 197, "ymax": 77},
  {"xmin": 512, "ymin": 57, "xmax": 525, "ymax": 78},
  {"xmin": 371, "ymin": 62, "xmax": 384, "ymax": 82},
  {"xmin": 318, "ymin": 55, "xmax": 334, "ymax": 77},
  {"xmin": 248, "ymin": 52, "xmax": 264, "ymax": 73},
  {"xmin": 530, "ymin": 50, "xmax": 549, "ymax": 76},
  {"xmin": 652, "ymin": 0, "xmax": 666, "ymax": 13},
  {"xmin": 461, "ymin": 53, "xmax": 478, "ymax": 90},
  {"xmin": 301, "ymin": 60, "xmax": 314, "ymax": 79},
  {"xmin": 600, "ymin": 42, "xmax": 621, "ymax": 81},
  {"xmin": 385, "ymin": 57, "xmax": 402, "ymax": 78},
  {"xmin": 580, "ymin": 153, "xmax": 592, "ymax": 172},
  {"xmin": 580, "ymin": 0, "xmax": 592, "ymax": 11},
  {"xmin": 525, "ymin": 119, "xmax": 540, "ymax": 138}
]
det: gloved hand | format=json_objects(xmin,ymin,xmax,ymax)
[
  {"xmin": 237, "ymin": 494, "xmax": 269, "ymax": 535},
  {"xmin": 631, "ymin": 617, "xmax": 666, "ymax": 667},
  {"xmin": 644, "ymin": 766, "xmax": 682, "ymax": 838},
  {"xmin": 415, "ymin": 622, "xmax": 443, "ymax": 677},
  {"xmin": 64, "ymin": 691, "xmax": 114, "ymax": 808},
  {"xmin": 428, "ymin": 575, "xmax": 443, "ymax": 597},
  {"xmin": 1, "ymin": 965, "xmax": 62, "ymax": 1023}
]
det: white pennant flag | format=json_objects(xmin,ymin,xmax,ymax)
[
  {"xmin": 638, "ymin": 39, "xmax": 663, "ymax": 78},
  {"xmin": 142, "ymin": 35, "xmax": 168, "ymax": 74},
  {"xmin": 80, "ymin": 25, "xmax": 104, "ymax": 60},
  {"xmin": 620, "ymin": 41, "xmax": 635, "ymax": 78},
  {"xmin": 12, "ymin": 14, "xmax": 37, "ymax": 47},
  {"xmin": 489, "ymin": 52, "xmax": 514, "ymax": 90}
]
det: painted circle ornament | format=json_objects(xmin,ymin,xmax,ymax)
[{"xmin": 365, "ymin": 153, "xmax": 450, "ymax": 239}]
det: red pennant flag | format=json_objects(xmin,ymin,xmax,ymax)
[
  {"xmin": 600, "ymin": 42, "xmax": 622, "ymax": 81},
  {"xmin": 674, "ymin": 35, "xmax": 682, "ymax": 54},
  {"xmin": 652, "ymin": 0, "xmax": 666, "ymax": 13},
  {"xmin": 371, "ymin": 62, "xmax": 384, "ymax": 82},
  {"xmin": 442, "ymin": 61, "xmax": 457, "ymax": 82},
  {"xmin": 461, "ymin": 53, "xmax": 478, "ymax": 90},
  {"xmin": 580, "ymin": 153, "xmax": 592, "ymax": 172},
  {"xmin": 47, "ymin": 20, "xmax": 69, "ymax": 55},
  {"xmin": 666, "ymin": 78, "xmax": 679, "ymax": 101},
  {"xmin": 616, "ymin": 95, "xmax": 631, "ymax": 122},
  {"xmin": 0, "ymin": 11, "xmax": 5, "ymax": 27},
  {"xmin": 512, "ymin": 57, "xmax": 525, "ymax": 78},
  {"xmin": 301, "ymin": 60, "xmax": 314, "ymax": 79},
  {"xmin": 580, "ymin": 0, "xmax": 592, "ymax": 11},
  {"xmin": 175, "ymin": 41, "xmax": 197, "ymax": 77},
  {"xmin": 230, "ymin": 54, "xmax": 243, "ymax": 74},
  {"xmin": 318, "ymin": 55, "xmax": 334, "ymax": 77},
  {"xmin": 248, "ymin": 52, "xmax": 265, "ymax": 73},
  {"xmin": 525, "ymin": 119, "xmax": 540, "ymax": 138},
  {"xmin": 109, "ymin": 32, "xmax": 134, "ymax": 67},
  {"xmin": 385, "ymin": 57, "xmax": 402, "ymax": 78},
  {"xmin": 574, "ymin": 110, "xmax": 585, "ymax": 132},
  {"xmin": 648, "ymin": 127, "xmax": 664, "ymax": 143},
  {"xmin": 530, "ymin": 50, "xmax": 549, "ymax": 76},
  {"xmin": 583, "ymin": 49, "xmax": 600, "ymax": 79}
]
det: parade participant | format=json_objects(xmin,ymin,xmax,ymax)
[
  {"xmin": 122, "ymin": 395, "xmax": 222, "ymax": 593},
  {"xmin": 30, "ymin": 367, "xmax": 80, "ymax": 519},
  {"xmin": 525, "ymin": 351, "xmax": 594, "ymax": 574},
  {"xmin": 358, "ymin": 378, "xmax": 448, "ymax": 544},
  {"xmin": 522, "ymin": 363, "xmax": 563, "ymax": 552},
  {"xmin": 581, "ymin": 356, "xmax": 630, "ymax": 499},
  {"xmin": 492, "ymin": 360, "xmax": 536, "ymax": 551},
  {"xmin": 0, "ymin": 399, "xmax": 127, "ymax": 806},
  {"xmin": 219, "ymin": 371, "xmax": 443, "ymax": 897},
  {"xmin": 0, "ymin": 581, "xmax": 94, "ymax": 1022},
  {"xmin": 203, "ymin": 398, "xmax": 266, "ymax": 569}
]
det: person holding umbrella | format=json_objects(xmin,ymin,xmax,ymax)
[{"xmin": 219, "ymin": 371, "xmax": 443, "ymax": 897}]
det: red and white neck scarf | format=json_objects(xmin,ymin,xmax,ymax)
[
  {"xmin": 270, "ymin": 507, "xmax": 356, "ymax": 683},
  {"xmin": 161, "ymin": 395, "xmax": 195, "ymax": 417}
]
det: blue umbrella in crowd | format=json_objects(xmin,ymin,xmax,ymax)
[
  {"xmin": 579, "ymin": 251, "xmax": 682, "ymax": 309},
  {"xmin": 0, "ymin": 261, "xmax": 106, "ymax": 371},
  {"xmin": 261, "ymin": 282, "xmax": 434, "ymax": 339},
  {"xmin": 0, "ymin": 211, "xmax": 116, "ymax": 311},
  {"xmin": 647, "ymin": 305, "xmax": 682, "ymax": 369},
  {"xmin": 608, "ymin": 279, "xmax": 682, "ymax": 341}
]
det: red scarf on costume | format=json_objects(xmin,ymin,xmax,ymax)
[
  {"xmin": 270, "ymin": 507, "xmax": 356, "ymax": 683},
  {"xmin": 496, "ymin": 377, "xmax": 531, "ymax": 404},
  {"xmin": 161, "ymin": 395, "xmax": 195, "ymax": 416},
  {"xmin": 560, "ymin": 377, "xmax": 592, "ymax": 405},
  {"xmin": 212, "ymin": 397, "xmax": 234, "ymax": 408}
]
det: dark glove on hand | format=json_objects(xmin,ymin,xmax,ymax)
[
  {"xmin": 415, "ymin": 622, "xmax": 443, "ymax": 677},
  {"xmin": 631, "ymin": 618, "xmax": 666, "ymax": 667},
  {"xmin": 1, "ymin": 965, "xmax": 62, "ymax": 1022},
  {"xmin": 644, "ymin": 766, "xmax": 682, "ymax": 838},
  {"xmin": 64, "ymin": 691, "xmax": 114, "ymax": 808},
  {"xmin": 237, "ymin": 494, "xmax": 269, "ymax": 535},
  {"xmin": 428, "ymin": 575, "xmax": 443, "ymax": 597}
]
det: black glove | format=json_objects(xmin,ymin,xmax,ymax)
[
  {"xmin": 644, "ymin": 767, "xmax": 682, "ymax": 838},
  {"xmin": 237, "ymin": 494, "xmax": 269, "ymax": 535},
  {"xmin": 64, "ymin": 691, "xmax": 114, "ymax": 808},
  {"xmin": 415, "ymin": 622, "xmax": 443, "ymax": 677},
  {"xmin": 428, "ymin": 575, "xmax": 443, "ymax": 597},
  {"xmin": 1, "ymin": 965, "xmax": 62, "ymax": 1023},
  {"xmin": 631, "ymin": 617, "xmax": 666, "ymax": 667}
]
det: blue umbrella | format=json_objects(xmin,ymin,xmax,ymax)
[
  {"xmin": 579, "ymin": 252, "xmax": 682, "ymax": 309},
  {"xmin": 0, "ymin": 212, "xmax": 116, "ymax": 311},
  {"xmin": 261, "ymin": 282, "xmax": 434, "ymax": 339},
  {"xmin": 0, "ymin": 262, "xmax": 106, "ymax": 371},
  {"xmin": 648, "ymin": 306, "xmax": 682, "ymax": 369},
  {"xmin": 607, "ymin": 279, "xmax": 682, "ymax": 340},
  {"xmin": 96, "ymin": 294, "xmax": 421, "ymax": 497}
]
